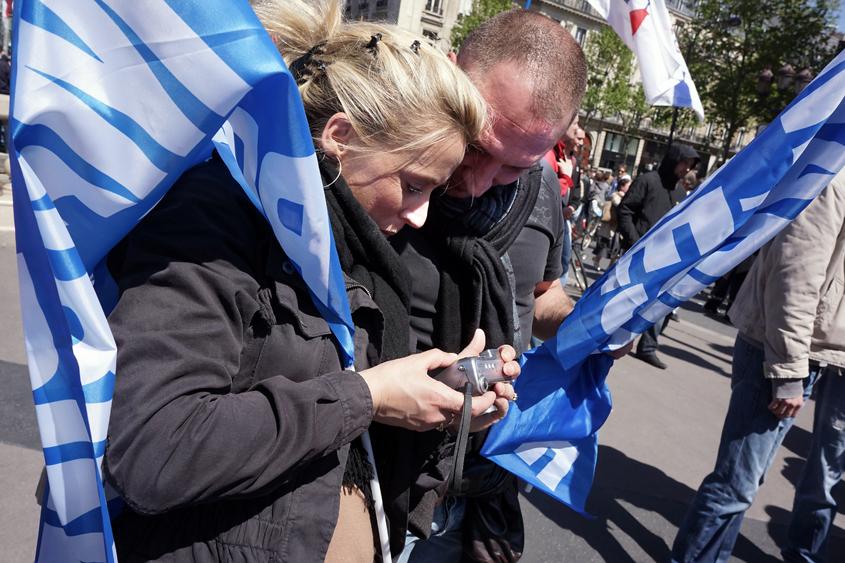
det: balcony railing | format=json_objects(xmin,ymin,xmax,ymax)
[{"xmin": 665, "ymin": 0, "xmax": 696, "ymax": 17}]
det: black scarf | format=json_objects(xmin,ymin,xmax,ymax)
[
  {"xmin": 321, "ymin": 159, "xmax": 427, "ymax": 556},
  {"xmin": 321, "ymin": 160, "xmax": 412, "ymax": 362},
  {"xmin": 420, "ymin": 166, "xmax": 543, "ymax": 352}
]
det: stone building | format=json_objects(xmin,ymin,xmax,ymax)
[{"xmin": 346, "ymin": 0, "xmax": 751, "ymax": 176}]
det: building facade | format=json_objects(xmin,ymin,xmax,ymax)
[{"xmin": 347, "ymin": 0, "xmax": 754, "ymax": 177}]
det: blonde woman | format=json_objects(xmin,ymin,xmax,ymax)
[{"xmin": 103, "ymin": 2, "xmax": 517, "ymax": 561}]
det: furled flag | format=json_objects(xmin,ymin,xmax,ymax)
[
  {"xmin": 483, "ymin": 48, "xmax": 845, "ymax": 512},
  {"xmin": 586, "ymin": 0, "xmax": 705, "ymax": 121},
  {"xmin": 11, "ymin": 0, "xmax": 354, "ymax": 561}
]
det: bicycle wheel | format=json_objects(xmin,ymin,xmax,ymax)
[{"xmin": 570, "ymin": 254, "xmax": 589, "ymax": 292}]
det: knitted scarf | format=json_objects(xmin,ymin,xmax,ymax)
[{"xmin": 421, "ymin": 165, "xmax": 543, "ymax": 353}]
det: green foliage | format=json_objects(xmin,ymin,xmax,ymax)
[
  {"xmin": 582, "ymin": 25, "xmax": 636, "ymax": 123},
  {"xmin": 682, "ymin": 0, "xmax": 839, "ymax": 164},
  {"xmin": 449, "ymin": 0, "xmax": 513, "ymax": 51}
]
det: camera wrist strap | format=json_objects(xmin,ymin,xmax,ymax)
[{"xmin": 449, "ymin": 381, "xmax": 474, "ymax": 494}]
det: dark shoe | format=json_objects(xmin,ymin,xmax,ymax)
[
  {"xmin": 703, "ymin": 299, "xmax": 720, "ymax": 313},
  {"xmin": 669, "ymin": 311, "xmax": 680, "ymax": 322},
  {"xmin": 636, "ymin": 353, "xmax": 667, "ymax": 369}
]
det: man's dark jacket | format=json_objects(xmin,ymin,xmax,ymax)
[{"xmin": 617, "ymin": 144, "xmax": 699, "ymax": 250}]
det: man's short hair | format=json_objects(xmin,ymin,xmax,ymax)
[{"xmin": 457, "ymin": 9, "xmax": 587, "ymax": 125}]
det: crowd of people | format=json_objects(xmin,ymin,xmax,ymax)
[{"xmin": 96, "ymin": 1, "xmax": 845, "ymax": 562}]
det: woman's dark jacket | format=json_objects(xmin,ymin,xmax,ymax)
[
  {"xmin": 103, "ymin": 159, "xmax": 385, "ymax": 562},
  {"xmin": 616, "ymin": 144, "xmax": 699, "ymax": 250}
]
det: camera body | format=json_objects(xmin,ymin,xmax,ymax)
[{"xmin": 435, "ymin": 349, "xmax": 511, "ymax": 396}]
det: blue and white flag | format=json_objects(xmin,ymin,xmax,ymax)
[
  {"xmin": 586, "ymin": 0, "xmax": 705, "ymax": 120},
  {"xmin": 483, "ymin": 49, "xmax": 845, "ymax": 512},
  {"xmin": 12, "ymin": 1, "xmax": 353, "ymax": 561}
]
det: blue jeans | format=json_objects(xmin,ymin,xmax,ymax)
[
  {"xmin": 783, "ymin": 366, "xmax": 845, "ymax": 563},
  {"xmin": 671, "ymin": 337, "xmax": 820, "ymax": 563},
  {"xmin": 398, "ymin": 496, "xmax": 466, "ymax": 563},
  {"xmin": 559, "ymin": 219, "xmax": 571, "ymax": 287}
]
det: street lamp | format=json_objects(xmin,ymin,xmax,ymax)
[{"xmin": 757, "ymin": 63, "xmax": 813, "ymax": 98}]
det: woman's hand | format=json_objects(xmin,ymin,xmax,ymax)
[
  {"xmin": 360, "ymin": 348, "xmax": 497, "ymax": 431},
  {"xmin": 359, "ymin": 329, "xmax": 521, "ymax": 432}
]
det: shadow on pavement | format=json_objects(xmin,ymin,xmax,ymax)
[
  {"xmin": 658, "ymin": 342, "xmax": 732, "ymax": 378},
  {"xmin": 0, "ymin": 358, "xmax": 40, "ymax": 451},
  {"xmin": 522, "ymin": 446, "xmax": 789, "ymax": 563}
]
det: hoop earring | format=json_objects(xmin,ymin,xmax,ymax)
[{"xmin": 324, "ymin": 157, "xmax": 342, "ymax": 188}]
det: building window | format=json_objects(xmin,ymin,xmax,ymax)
[
  {"xmin": 422, "ymin": 29, "xmax": 440, "ymax": 43},
  {"xmin": 425, "ymin": 0, "xmax": 443, "ymax": 14},
  {"xmin": 574, "ymin": 27, "xmax": 587, "ymax": 46},
  {"xmin": 376, "ymin": 0, "xmax": 388, "ymax": 6},
  {"xmin": 600, "ymin": 133, "xmax": 638, "ymax": 170}
]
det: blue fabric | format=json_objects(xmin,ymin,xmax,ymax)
[
  {"xmin": 483, "ymin": 48, "xmax": 845, "ymax": 516},
  {"xmin": 671, "ymin": 337, "xmax": 821, "ymax": 563},
  {"xmin": 783, "ymin": 368, "xmax": 845, "ymax": 563},
  {"xmin": 399, "ymin": 497, "xmax": 466, "ymax": 563},
  {"xmin": 13, "ymin": 1, "xmax": 354, "ymax": 561}
]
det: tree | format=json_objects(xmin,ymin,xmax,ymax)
[
  {"xmin": 581, "ymin": 25, "xmax": 636, "ymax": 125},
  {"xmin": 681, "ymin": 0, "xmax": 839, "ymax": 165},
  {"xmin": 450, "ymin": 0, "xmax": 513, "ymax": 51}
]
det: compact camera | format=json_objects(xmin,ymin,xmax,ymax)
[{"xmin": 434, "ymin": 349, "xmax": 512, "ymax": 396}]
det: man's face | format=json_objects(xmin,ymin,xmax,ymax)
[
  {"xmin": 446, "ymin": 61, "xmax": 570, "ymax": 198},
  {"xmin": 572, "ymin": 128, "xmax": 585, "ymax": 152},
  {"xmin": 617, "ymin": 168, "xmax": 626, "ymax": 178},
  {"xmin": 674, "ymin": 157, "xmax": 697, "ymax": 180}
]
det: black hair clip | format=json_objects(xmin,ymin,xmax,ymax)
[
  {"xmin": 410, "ymin": 40, "xmax": 421, "ymax": 54},
  {"xmin": 289, "ymin": 41, "xmax": 328, "ymax": 84},
  {"xmin": 365, "ymin": 33, "xmax": 382, "ymax": 51}
]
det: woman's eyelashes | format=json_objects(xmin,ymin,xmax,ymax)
[{"xmin": 406, "ymin": 182, "xmax": 423, "ymax": 194}]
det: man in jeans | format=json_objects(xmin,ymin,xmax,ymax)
[{"xmin": 671, "ymin": 169, "xmax": 845, "ymax": 563}]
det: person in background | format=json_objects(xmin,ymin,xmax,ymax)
[
  {"xmin": 593, "ymin": 177, "xmax": 630, "ymax": 271},
  {"xmin": 617, "ymin": 144, "xmax": 699, "ymax": 369},
  {"xmin": 610, "ymin": 163, "xmax": 629, "ymax": 193},
  {"xmin": 547, "ymin": 119, "xmax": 584, "ymax": 288}
]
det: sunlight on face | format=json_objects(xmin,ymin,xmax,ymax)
[{"xmin": 341, "ymin": 136, "xmax": 467, "ymax": 236}]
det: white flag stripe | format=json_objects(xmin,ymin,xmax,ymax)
[
  {"xmin": 23, "ymin": 146, "xmax": 136, "ymax": 218},
  {"xmin": 18, "ymin": 256, "xmax": 60, "ymax": 391},
  {"xmin": 228, "ymin": 108, "xmax": 262, "ymax": 193},
  {"xmin": 33, "ymin": 207, "xmax": 76, "ymax": 251},
  {"xmin": 779, "ymin": 74, "xmax": 845, "ymax": 135},
  {"xmin": 16, "ymin": 18, "xmax": 203, "ymax": 157},
  {"xmin": 39, "ymin": 524, "xmax": 107, "ymax": 563},
  {"xmin": 86, "ymin": 401, "xmax": 113, "ymax": 444},
  {"xmin": 600, "ymin": 283, "xmax": 648, "ymax": 334},
  {"xmin": 35, "ymin": 401, "xmax": 91, "ymax": 448},
  {"xmin": 15, "ymin": 73, "xmax": 172, "ymax": 197},
  {"xmin": 259, "ymin": 152, "xmax": 335, "ymax": 301},
  {"xmin": 45, "ymin": 459, "xmax": 104, "ymax": 524}
]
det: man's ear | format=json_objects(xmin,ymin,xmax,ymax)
[
  {"xmin": 447, "ymin": 52, "xmax": 458, "ymax": 64},
  {"xmin": 320, "ymin": 113, "xmax": 357, "ymax": 159}
]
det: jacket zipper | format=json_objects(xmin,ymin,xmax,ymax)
[{"xmin": 345, "ymin": 282, "xmax": 372, "ymax": 300}]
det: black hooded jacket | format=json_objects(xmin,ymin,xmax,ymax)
[{"xmin": 617, "ymin": 144, "xmax": 700, "ymax": 250}]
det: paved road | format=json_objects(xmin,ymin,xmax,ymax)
[
  {"xmin": 513, "ymin": 242, "xmax": 845, "ymax": 562},
  {"xmin": 0, "ymin": 191, "xmax": 42, "ymax": 563},
  {"xmin": 1, "ymin": 199, "xmax": 844, "ymax": 562}
]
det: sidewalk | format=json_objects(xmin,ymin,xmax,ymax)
[{"xmin": 520, "ymin": 273, "xmax": 845, "ymax": 562}]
